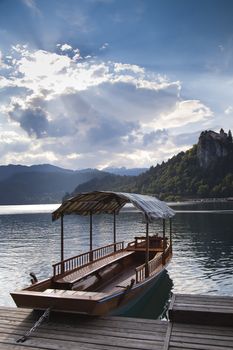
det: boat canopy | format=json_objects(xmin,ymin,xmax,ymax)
[{"xmin": 52, "ymin": 191, "xmax": 175, "ymax": 222}]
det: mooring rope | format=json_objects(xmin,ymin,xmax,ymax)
[{"xmin": 16, "ymin": 307, "xmax": 51, "ymax": 343}]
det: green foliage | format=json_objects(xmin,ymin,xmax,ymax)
[
  {"xmin": 73, "ymin": 142, "xmax": 233, "ymax": 200},
  {"xmin": 197, "ymin": 184, "xmax": 209, "ymax": 197}
]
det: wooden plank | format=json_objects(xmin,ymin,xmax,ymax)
[
  {"xmin": 0, "ymin": 318, "xmax": 164, "ymax": 349},
  {"xmin": 43, "ymin": 290, "xmax": 108, "ymax": 301},
  {"xmin": 172, "ymin": 331, "xmax": 233, "ymax": 343},
  {"xmin": 172, "ymin": 305, "xmax": 233, "ymax": 313},
  {"xmin": 172, "ymin": 323, "xmax": 233, "ymax": 335},
  {"xmin": 174, "ymin": 297, "xmax": 233, "ymax": 305},
  {"xmin": 175, "ymin": 294, "xmax": 233, "ymax": 302},
  {"xmin": 0, "ymin": 307, "xmax": 166, "ymax": 350},
  {"xmin": 171, "ymin": 334, "xmax": 233, "ymax": 347},
  {"xmin": 169, "ymin": 294, "xmax": 233, "ymax": 327},
  {"xmin": 0, "ymin": 329, "xmax": 163, "ymax": 350},
  {"xmin": 169, "ymin": 340, "xmax": 233, "ymax": 350},
  {"xmin": 172, "ymin": 322, "xmax": 233, "ymax": 330},
  {"xmin": 163, "ymin": 322, "xmax": 173, "ymax": 350},
  {"xmin": 173, "ymin": 300, "xmax": 233, "ymax": 309},
  {"xmin": 170, "ymin": 310, "xmax": 233, "ymax": 327},
  {"xmin": 173, "ymin": 295, "xmax": 233, "ymax": 307},
  {"xmin": 0, "ymin": 334, "xmax": 139, "ymax": 350},
  {"xmin": 12, "ymin": 313, "xmax": 165, "ymax": 332},
  {"xmin": 0, "ymin": 344, "xmax": 41, "ymax": 350},
  {"xmin": 0, "ymin": 308, "xmax": 34, "ymax": 319},
  {"xmin": 168, "ymin": 294, "xmax": 176, "ymax": 312},
  {"xmin": 0, "ymin": 321, "xmax": 166, "ymax": 343},
  {"xmin": 0, "ymin": 307, "xmax": 166, "ymax": 329},
  {"xmin": 0, "ymin": 314, "xmax": 167, "ymax": 335}
]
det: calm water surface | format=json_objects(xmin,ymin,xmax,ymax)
[{"xmin": 0, "ymin": 202, "xmax": 233, "ymax": 319}]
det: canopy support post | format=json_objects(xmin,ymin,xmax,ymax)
[
  {"xmin": 169, "ymin": 218, "xmax": 172, "ymax": 254},
  {"xmin": 90, "ymin": 211, "xmax": 93, "ymax": 261},
  {"xmin": 145, "ymin": 221, "xmax": 149, "ymax": 277},
  {"xmin": 61, "ymin": 214, "xmax": 64, "ymax": 273},
  {"xmin": 162, "ymin": 219, "xmax": 166, "ymax": 265},
  {"xmin": 113, "ymin": 211, "xmax": 116, "ymax": 252}
]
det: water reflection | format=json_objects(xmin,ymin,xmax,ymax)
[
  {"xmin": 169, "ymin": 211, "xmax": 233, "ymax": 296},
  {"xmin": 121, "ymin": 271, "xmax": 173, "ymax": 319}
]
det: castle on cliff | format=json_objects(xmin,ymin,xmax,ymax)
[{"xmin": 197, "ymin": 128, "xmax": 233, "ymax": 168}]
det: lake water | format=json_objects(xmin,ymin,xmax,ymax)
[{"xmin": 0, "ymin": 201, "xmax": 233, "ymax": 319}]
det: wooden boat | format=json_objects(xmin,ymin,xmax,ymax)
[{"xmin": 11, "ymin": 191, "xmax": 175, "ymax": 315}]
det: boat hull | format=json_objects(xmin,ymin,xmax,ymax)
[{"xmin": 11, "ymin": 265, "xmax": 168, "ymax": 316}]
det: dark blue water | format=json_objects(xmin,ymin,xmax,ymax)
[{"xmin": 0, "ymin": 202, "xmax": 233, "ymax": 319}]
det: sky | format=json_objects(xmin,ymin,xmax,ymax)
[{"xmin": 0, "ymin": 0, "xmax": 233, "ymax": 170}]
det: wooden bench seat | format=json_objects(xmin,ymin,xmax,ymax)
[
  {"xmin": 43, "ymin": 289, "xmax": 108, "ymax": 300},
  {"xmin": 54, "ymin": 250, "xmax": 134, "ymax": 288}
]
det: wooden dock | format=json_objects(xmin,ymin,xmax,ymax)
[
  {"xmin": 169, "ymin": 293, "xmax": 233, "ymax": 327},
  {"xmin": 0, "ymin": 306, "xmax": 167, "ymax": 350},
  {"xmin": 0, "ymin": 294, "xmax": 233, "ymax": 350}
]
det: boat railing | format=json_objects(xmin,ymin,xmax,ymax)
[
  {"xmin": 127, "ymin": 235, "xmax": 164, "ymax": 250},
  {"xmin": 53, "ymin": 241, "xmax": 124, "ymax": 277},
  {"xmin": 135, "ymin": 243, "xmax": 171, "ymax": 283}
]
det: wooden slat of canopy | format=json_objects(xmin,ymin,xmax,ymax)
[{"xmin": 52, "ymin": 191, "xmax": 175, "ymax": 222}]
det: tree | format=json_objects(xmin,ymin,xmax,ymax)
[
  {"xmin": 227, "ymin": 130, "xmax": 233, "ymax": 143},
  {"xmin": 197, "ymin": 184, "xmax": 209, "ymax": 197}
]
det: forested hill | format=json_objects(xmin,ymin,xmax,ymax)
[
  {"xmin": 71, "ymin": 129, "xmax": 233, "ymax": 200},
  {"xmin": 0, "ymin": 164, "xmax": 146, "ymax": 204},
  {"xmin": 0, "ymin": 165, "xmax": 107, "ymax": 204}
]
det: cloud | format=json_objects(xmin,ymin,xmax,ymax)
[
  {"xmin": 9, "ymin": 106, "xmax": 49, "ymax": 138},
  {"xmin": 143, "ymin": 129, "xmax": 169, "ymax": 147},
  {"xmin": 100, "ymin": 43, "xmax": 109, "ymax": 50},
  {"xmin": 0, "ymin": 130, "xmax": 29, "ymax": 151},
  {"xmin": 0, "ymin": 50, "xmax": 10, "ymax": 69},
  {"xmin": 151, "ymin": 100, "xmax": 213, "ymax": 129},
  {"xmin": 60, "ymin": 44, "xmax": 73, "ymax": 51},
  {"xmin": 56, "ymin": 6, "xmax": 93, "ymax": 33},
  {"xmin": 0, "ymin": 51, "xmax": 3, "ymax": 67},
  {"xmin": 114, "ymin": 63, "xmax": 144, "ymax": 74},
  {"xmin": 0, "ymin": 45, "xmax": 213, "ymax": 168},
  {"xmin": 172, "ymin": 130, "xmax": 202, "ymax": 147},
  {"xmin": 225, "ymin": 106, "xmax": 233, "ymax": 115},
  {"xmin": 86, "ymin": 117, "xmax": 139, "ymax": 148},
  {"xmin": 21, "ymin": 0, "xmax": 41, "ymax": 16}
]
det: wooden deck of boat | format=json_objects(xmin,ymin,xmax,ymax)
[
  {"xmin": 1, "ymin": 294, "xmax": 233, "ymax": 349},
  {"xmin": 55, "ymin": 250, "xmax": 134, "ymax": 285}
]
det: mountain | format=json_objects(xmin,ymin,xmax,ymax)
[
  {"xmin": 2, "ymin": 129, "xmax": 233, "ymax": 204},
  {"xmin": 0, "ymin": 165, "xmax": 108, "ymax": 204},
  {"xmin": 102, "ymin": 167, "xmax": 147, "ymax": 176},
  {"xmin": 71, "ymin": 129, "xmax": 233, "ymax": 200},
  {"xmin": 0, "ymin": 164, "xmax": 73, "ymax": 182}
]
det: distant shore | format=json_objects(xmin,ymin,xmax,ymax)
[{"xmin": 180, "ymin": 197, "xmax": 233, "ymax": 203}]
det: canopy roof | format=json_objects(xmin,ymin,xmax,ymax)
[{"xmin": 52, "ymin": 191, "xmax": 175, "ymax": 222}]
